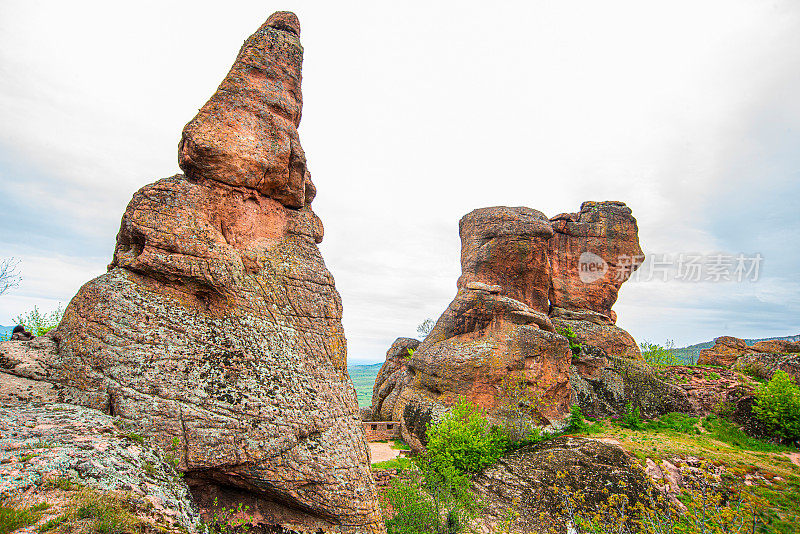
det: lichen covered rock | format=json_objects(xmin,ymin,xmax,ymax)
[
  {"xmin": 472, "ymin": 437, "xmax": 661, "ymax": 533},
  {"xmin": 0, "ymin": 11, "xmax": 383, "ymax": 534},
  {"xmin": 0, "ymin": 404, "xmax": 198, "ymax": 533}
]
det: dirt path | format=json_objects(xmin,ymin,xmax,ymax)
[
  {"xmin": 789, "ymin": 452, "xmax": 800, "ymax": 468},
  {"xmin": 369, "ymin": 442, "xmax": 401, "ymax": 464}
]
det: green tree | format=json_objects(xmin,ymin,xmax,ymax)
[
  {"xmin": 13, "ymin": 304, "xmax": 64, "ymax": 337},
  {"xmin": 753, "ymin": 370, "xmax": 800, "ymax": 442},
  {"xmin": 640, "ymin": 340, "xmax": 681, "ymax": 367}
]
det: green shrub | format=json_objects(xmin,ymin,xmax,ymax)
[
  {"xmin": 13, "ymin": 304, "xmax": 64, "ymax": 337},
  {"xmin": 640, "ymin": 340, "xmax": 681, "ymax": 367},
  {"xmin": 557, "ymin": 326, "xmax": 582, "ymax": 356},
  {"xmin": 753, "ymin": 370, "xmax": 800, "ymax": 442},
  {"xmin": 567, "ymin": 405, "xmax": 589, "ymax": 433},
  {"xmin": 617, "ymin": 402, "xmax": 643, "ymax": 430},
  {"xmin": 425, "ymin": 397, "xmax": 509, "ymax": 476}
]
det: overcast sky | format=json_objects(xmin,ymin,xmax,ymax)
[{"xmin": 1, "ymin": 1, "xmax": 798, "ymax": 363}]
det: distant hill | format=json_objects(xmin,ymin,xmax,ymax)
[
  {"xmin": 675, "ymin": 333, "xmax": 800, "ymax": 364},
  {"xmin": 348, "ymin": 362, "xmax": 383, "ymax": 408}
]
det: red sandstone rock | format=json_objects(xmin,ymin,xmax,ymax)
[
  {"xmin": 179, "ymin": 12, "xmax": 310, "ymax": 208},
  {"xmin": 457, "ymin": 207, "xmax": 554, "ymax": 313},
  {"xmin": 549, "ymin": 201, "xmax": 643, "ymax": 324},
  {"xmin": 371, "ymin": 337, "xmax": 419, "ymax": 422},
  {"xmin": 697, "ymin": 336, "xmax": 752, "ymax": 367},
  {"xmin": 0, "ymin": 12, "xmax": 383, "ymax": 534}
]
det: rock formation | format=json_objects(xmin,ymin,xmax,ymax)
[
  {"xmin": 370, "ymin": 338, "xmax": 419, "ymax": 422},
  {"xmin": 549, "ymin": 201, "xmax": 643, "ymax": 324},
  {"xmin": 698, "ymin": 336, "xmax": 800, "ymax": 383},
  {"xmin": 472, "ymin": 437, "xmax": 662, "ymax": 533},
  {"xmin": 0, "ymin": 12, "xmax": 383, "ymax": 534},
  {"xmin": 374, "ymin": 203, "xmax": 646, "ymax": 448},
  {"xmin": 0, "ymin": 404, "xmax": 199, "ymax": 533}
]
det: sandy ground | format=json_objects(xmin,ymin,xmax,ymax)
[{"xmin": 369, "ymin": 441, "xmax": 402, "ymax": 464}]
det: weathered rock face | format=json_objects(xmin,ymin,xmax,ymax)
[
  {"xmin": 0, "ymin": 404, "xmax": 199, "ymax": 533},
  {"xmin": 570, "ymin": 348, "xmax": 692, "ymax": 419},
  {"xmin": 697, "ymin": 336, "xmax": 752, "ymax": 367},
  {"xmin": 370, "ymin": 338, "xmax": 419, "ymax": 422},
  {"xmin": 697, "ymin": 336, "xmax": 800, "ymax": 380},
  {"xmin": 179, "ymin": 12, "xmax": 310, "ymax": 208},
  {"xmin": 472, "ymin": 437, "xmax": 661, "ymax": 534},
  {"xmin": 549, "ymin": 201, "xmax": 643, "ymax": 324},
  {"xmin": 381, "ymin": 203, "xmax": 643, "ymax": 444},
  {"xmin": 457, "ymin": 207, "xmax": 554, "ymax": 313},
  {"xmin": 0, "ymin": 12, "xmax": 383, "ymax": 534}
]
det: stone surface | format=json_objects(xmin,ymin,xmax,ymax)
[
  {"xmin": 552, "ymin": 316, "xmax": 641, "ymax": 360},
  {"xmin": 179, "ymin": 12, "xmax": 310, "ymax": 208},
  {"xmin": 457, "ymin": 207, "xmax": 554, "ymax": 313},
  {"xmin": 405, "ymin": 288, "xmax": 571, "ymax": 427},
  {"xmin": 0, "ymin": 404, "xmax": 198, "ymax": 533},
  {"xmin": 472, "ymin": 437, "xmax": 661, "ymax": 534},
  {"xmin": 0, "ymin": 12, "xmax": 383, "ymax": 534},
  {"xmin": 549, "ymin": 201, "xmax": 643, "ymax": 324},
  {"xmin": 570, "ymin": 348, "xmax": 692, "ymax": 419},
  {"xmin": 696, "ymin": 336, "xmax": 752, "ymax": 367},
  {"xmin": 732, "ymin": 353, "xmax": 800, "ymax": 384},
  {"xmin": 370, "ymin": 338, "xmax": 419, "ymax": 422},
  {"xmin": 379, "ymin": 202, "xmax": 644, "ymax": 444}
]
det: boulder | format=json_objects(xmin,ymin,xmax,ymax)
[
  {"xmin": 380, "ymin": 202, "xmax": 644, "ymax": 444},
  {"xmin": 750, "ymin": 339, "xmax": 800, "ymax": 354},
  {"xmin": 570, "ymin": 348, "xmax": 692, "ymax": 419},
  {"xmin": 732, "ymin": 353, "xmax": 800, "ymax": 384},
  {"xmin": 472, "ymin": 437, "xmax": 662, "ymax": 533},
  {"xmin": 0, "ymin": 12, "xmax": 383, "ymax": 534},
  {"xmin": 457, "ymin": 207, "xmax": 554, "ymax": 313},
  {"xmin": 552, "ymin": 316, "xmax": 641, "ymax": 360},
  {"xmin": 549, "ymin": 201, "xmax": 643, "ymax": 324},
  {"xmin": 403, "ymin": 288, "xmax": 572, "ymax": 429},
  {"xmin": 370, "ymin": 337, "xmax": 419, "ymax": 421},
  {"xmin": 696, "ymin": 336, "xmax": 751, "ymax": 367},
  {"xmin": 0, "ymin": 404, "xmax": 199, "ymax": 533}
]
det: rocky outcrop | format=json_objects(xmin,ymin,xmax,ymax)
[
  {"xmin": 697, "ymin": 336, "xmax": 753, "ymax": 367},
  {"xmin": 570, "ymin": 348, "xmax": 692, "ymax": 419},
  {"xmin": 549, "ymin": 201, "xmax": 643, "ymax": 324},
  {"xmin": 370, "ymin": 338, "xmax": 419, "ymax": 422},
  {"xmin": 0, "ymin": 12, "xmax": 383, "ymax": 534},
  {"xmin": 0, "ymin": 404, "xmax": 198, "ymax": 533},
  {"xmin": 381, "ymin": 203, "xmax": 643, "ymax": 444},
  {"xmin": 472, "ymin": 437, "xmax": 661, "ymax": 533},
  {"xmin": 697, "ymin": 336, "xmax": 800, "ymax": 384}
]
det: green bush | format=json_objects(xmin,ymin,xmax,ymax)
[
  {"xmin": 425, "ymin": 397, "xmax": 509, "ymax": 476},
  {"xmin": 567, "ymin": 405, "xmax": 589, "ymax": 433},
  {"xmin": 557, "ymin": 326, "xmax": 582, "ymax": 356},
  {"xmin": 13, "ymin": 304, "xmax": 64, "ymax": 337},
  {"xmin": 617, "ymin": 402, "xmax": 643, "ymax": 430},
  {"xmin": 640, "ymin": 340, "xmax": 681, "ymax": 367},
  {"xmin": 753, "ymin": 370, "xmax": 800, "ymax": 443}
]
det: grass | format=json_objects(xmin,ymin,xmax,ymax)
[
  {"xmin": 0, "ymin": 503, "xmax": 49, "ymax": 534},
  {"xmin": 390, "ymin": 440, "xmax": 411, "ymax": 451},
  {"xmin": 570, "ymin": 414, "xmax": 799, "ymax": 533},
  {"xmin": 372, "ymin": 457, "xmax": 412, "ymax": 471},
  {"xmin": 702, "ymin": 414, "xmax": 793, "ymax": 453},
  {"xmin": 38, "ymin": 488, "xmax": 150, "ymax": 534}
]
